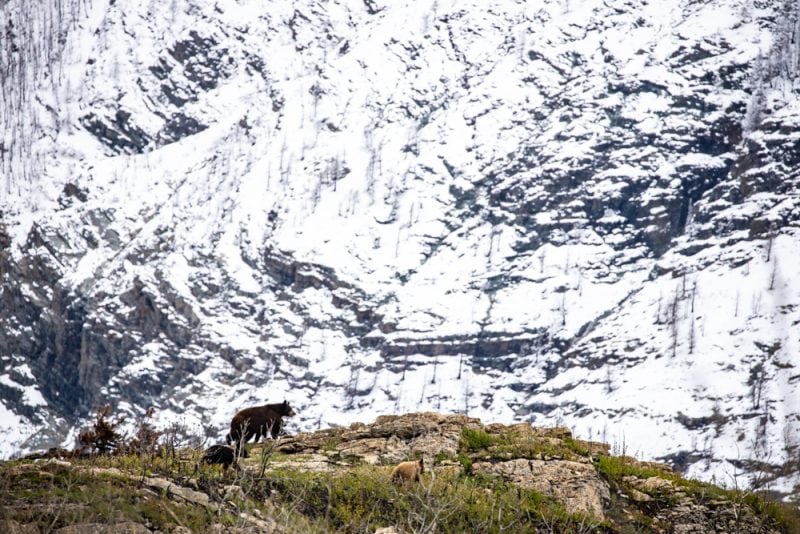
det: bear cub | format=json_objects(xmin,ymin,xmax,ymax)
[{"xmin": 391, "ymin": 458, "xmax": 424, "ymax": 486}]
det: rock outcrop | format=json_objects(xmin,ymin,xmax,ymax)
[
  {"xmin": 472, "ymin": 458, "xmax": 610, "ymax": 518},
  {"xmin": 259, "ymin": 412, "xmax": 783, "ymax": 532}
]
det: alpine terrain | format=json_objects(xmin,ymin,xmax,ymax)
[{"xmin": 2, "ymin": 0, "xmax": 800, "ymax": 499}]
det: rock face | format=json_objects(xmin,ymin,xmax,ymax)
[{"xmin": 472, "ymin": 458, "xmax": 610, "ymax": 518}]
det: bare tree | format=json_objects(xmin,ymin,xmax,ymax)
[
  {"xmin": 766, "ymin": 229, "xmax": 775, "ymax": 262},
  {"xmin": 655, "ymin": 288, "xmax": 664, "ymax": 324},
  {"xmin": 670, "ymin": 289, "xmax": 680, "ymax": 358},
  {"xmin": 769, "ymin": 259, "xmax": 778, "ymax": 290},
  {"xmin": 748, "ymin": 362, "xmax": 767, "ymax": 410}
]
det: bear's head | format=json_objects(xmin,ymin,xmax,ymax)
[{"xmin": 279, "ymin": 400, "xmax": 296, "ymax": 417}]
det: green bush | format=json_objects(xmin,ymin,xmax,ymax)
[
  {"xmin": 595, "ymin": 455, "xmax": 665, "ymax": 482},
  {"xmin": 433, "ymin": 451, "xmax": 450, "ymax": 465},
  {"xmin": 456, "ymin": 453, "xmax": 473, "ymax": 475},
  {"xmin": 460, "ymin": 428, "xmax": 497, "ymax": 451}
]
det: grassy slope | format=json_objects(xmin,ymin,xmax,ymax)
[{"xmin": 1, "ymin": 427, "xmax": 799, "ymax": 533}]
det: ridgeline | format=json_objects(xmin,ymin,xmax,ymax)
[{"xmin": 2, "ymin": 413, "xmax": 798, "ymax": 533}]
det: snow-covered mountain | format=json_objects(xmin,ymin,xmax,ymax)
[{"xmin": 2, "ymin": 0, "xmax": 800, "ymax": 496}]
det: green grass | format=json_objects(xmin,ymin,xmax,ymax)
[
  {"xmin": 459, "ymin": 427, "xmax": 593, "ymax": 462},
  {"xmin": 433, "ymin": 451, "xmax": 450, "ymax": 465},
  {"xmin": 595, "ymin": 455, "xmax": 668, "ymax": 483},
  {"xmin": 265, "ymin": 464, "xmax": 604, "ymax": 533},
  {"xmin": 0, "ymin": 460, "xmax": 225, "ymax": 532},
  {"xmin": 3, "ymin": 442, "xmax": 799, "ymax": 534},
  {"xmin": 456, "ymin": 453, "xmax": 473, "ymax": 475},
  {"xmin": 597, "ymin": 454, "xmax": 729, "ymax": 500},
  {"xmin": 743, "ymin": 493, "xmax": 800, "ymax": 534},
  {"xmin": 562, "ymin": 436, "xmax": 592, "ymax": 456},
  {"xmin": 320, "ymin": 436, "xmax": 343, "ymax": 452}
]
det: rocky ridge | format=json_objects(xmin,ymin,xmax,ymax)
[
  {"xmin": 268, "ymin": 412, "xmax": 786, "ymax": 532},
  {"xmin": 1, "ymin": 412, "xmax": 794, "ymax": 533}
]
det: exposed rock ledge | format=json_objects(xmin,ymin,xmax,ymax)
[
  {"xmin": 274, "ymin": 413, "xmax": 610, "ymax": 519},
  {"xmin": 263, "ymin": 412, "xmax": 780, "ymax": 532}
]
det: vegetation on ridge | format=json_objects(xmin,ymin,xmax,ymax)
[{"xmin": 1, "ymin": 410, "xmax": 799, "ymax": 533}]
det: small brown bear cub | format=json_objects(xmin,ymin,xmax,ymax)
[
  {"xmin": 391, "ymin": 458, "xmax": 424, "ymax": 486},
  {"xmin": 201, "ymin": 444, "xmax": 249, "ymax": 472},
  {"xmin": 226, "ymin": 400, "xmax": 296, "ymax": 446}
]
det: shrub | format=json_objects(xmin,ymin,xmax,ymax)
[
  {"xmin": 460, "ymin": 428, "xmax": 496, "ymax": 451},
  {"xmin": 595, "ymin": 455, "xmax": 665, "ymax": 482},
  {"xmin": 78, "ymin": 405, "xmax": 125, "ymax": 454},
  {"xmin": 456, "ymin": 453, "xmax": 473, "ymax": 475},
  {"xmin": 433, "ymin": 451, "xmax": 450, "ymax": 465},
  {"xmin": 126, "ymin": 407, "xmax": 162, "ymax": 456}
]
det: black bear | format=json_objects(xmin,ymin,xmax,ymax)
[
  {"xmin": 226, "ymin": 400, "xmax": 296, "ymax": 445},
  {"xmin": 201, "ymin": 444, "xmax": 248, "ymax": 472}
]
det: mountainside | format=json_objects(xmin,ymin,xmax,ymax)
[{"xmin": 2, "ymin": 0, "xmax": 800, "ymax": 498}]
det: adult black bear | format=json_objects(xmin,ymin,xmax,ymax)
[{"xmin": 226, "ymin": 400, "xmax": 296, "ymax": 445}]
